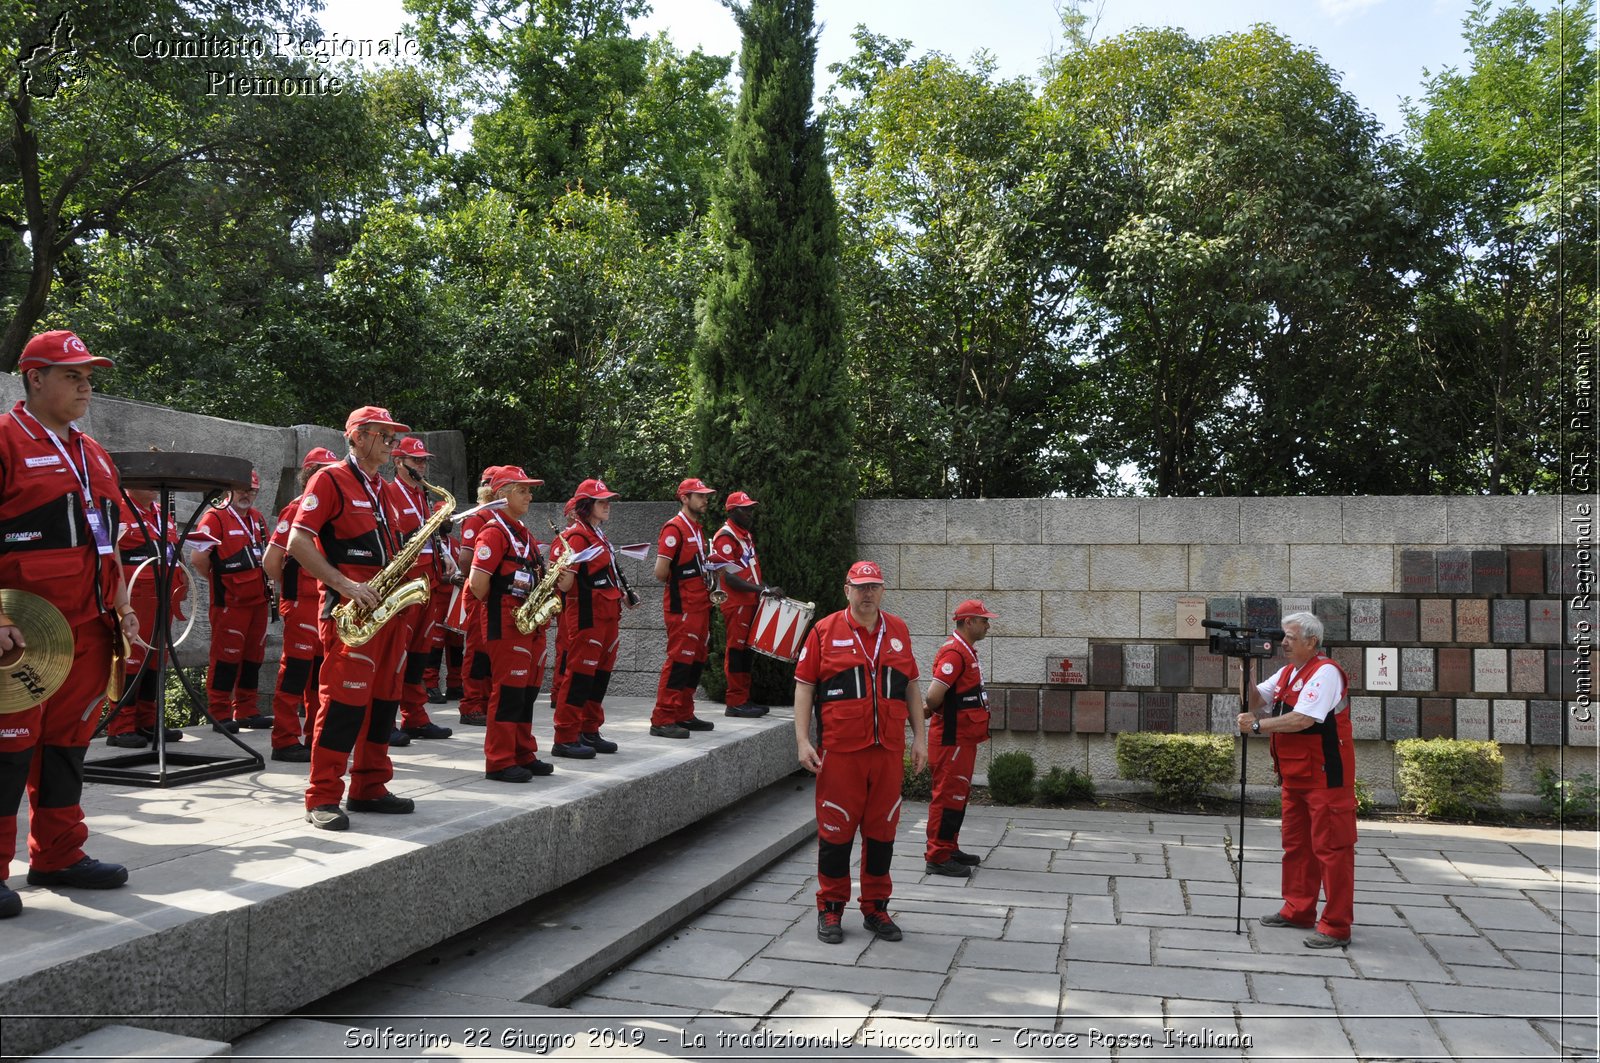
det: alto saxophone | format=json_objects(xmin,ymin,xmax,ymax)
[
  {"xmin": 514, "ymin": 538, "xmax": 576, "ymax": 635},
  {"xmin": 334, "ymin": 476, "xmax": 457, "ymax": 647}
]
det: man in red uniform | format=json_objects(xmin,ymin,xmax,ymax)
[
  {"xmin": 0, "ymin": 330, "xmax": 141, "ymax": 917},
  {"xmin": 262, "ymin": 446, "xmax": 338, "ymax": 763},
  {"xmin": 1238, "ymin": 610, "xmax": 1355, "ymax": 949},
  {"xmin": 106, "ymin": 485, "xmax": 190, "ymax": 748},
  {"xmin": 546, "ymin": 496, "xmax": 579, "ymax": 725},
  {"xmin": 389, "ymin": 436, "xmax": 452, "ymax": 742},
  {"xmin": 195, "ymin": 470, "xmax": 271, "ymax": 732},
  {"xmin": 922, "ymin": 599, "xmax": 996, "ymax": 877},
  {"xmin": 455, "ymin": 467, "xmax": 498, "ymax": 728},
  {"xmin": 711, "ymin": 490, "xmax": 780, "ymax": 719},
  {"xmin": 650, "ymin": 477, "xmax": 718, "ymax": 738},
  {"xmin": 793, "ymin": 560, "xmax": 927, "ymax": 944},
  {"xmin": 288, "ymin": 407, "xmax": 417, "ymax": 831},
  {"xmin": 551, "ymin": 478, "xmax": 630, "ymax": 758}
]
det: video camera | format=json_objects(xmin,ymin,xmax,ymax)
[{"xmin": 1202, "ymin": 619, "xmax": 1284, "ymax": 659}]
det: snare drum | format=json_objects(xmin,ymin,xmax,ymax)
[
  {"xmin": 441, "ymin": 584, "xmax": 471, "ymax": 634},
  {"xmin": 749, "ymin": 596, "xmax": 815, "ymax": 663}
]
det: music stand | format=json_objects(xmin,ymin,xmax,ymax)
[{"xmin": 84, "ymin": 452, "xmax": 265, "ymax": 786}]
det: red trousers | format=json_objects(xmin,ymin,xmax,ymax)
[
  {"xmin": 720, "ymin": 601, "xmax": 756, "ymax": 709},
  {"xmin": 925, "ymin": 741, "xmax": 977, "ymax": 863},
  {"xmin": 553, "ymin": 598, "xmax": 619, "ymax": 743},
  {"xmin": 814, "ymin": 743, "xmax": 904, "ymax": 911},
  {"xmin": 0, "ymin": 619, "xmax": 112, "ymax": 879},
  {"xmin": 270, "ymin": 594, "xmax": 321, "ymax": 750},
  {"xmin": 652, "ymin": 604, "xmax": 709, "ymax": 725},
  {"xmin": 207, "ymin": 600, "xmax": 268, "ymax": 722},
  {"xmin": 484, "ymin": 626, "xmax": 547, "ymax": 771},
  {"xmin": 305, "ymin": 614, "xmax": 406, "ymax": 809},
  {"xmin": 399, "ymin": 583, "xmax": 447, "ymax": 729},
  {"xmin": 458, "ymin": 596, "xmax": 490, "ymax": 719},
  {"xmin": 1279, "ymin": 784, "xmax": 1358, "ymax": 938},
  {"xmin": 108, "ymin": 592, "xmax": 164, "ymax": 736}
]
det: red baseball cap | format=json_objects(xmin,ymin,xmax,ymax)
[
  {"xmin": 846, "ymin": 560, "xmax": 885, "ymax": 585},
  {"xmin": 575, "ymin": 478, "xmax": 620, "ymax": 501},
  {"xmin": 489, "ymin": 465, "xmax": 544, "ymax": 493},
  {"xmin": 393, "ymin": 437, "xmax": 433, "ymax": 459},
  {"xmin": 953, "ymin": 598, "xmax": 999, "ymax": 620},
  {"xmin": 19, "ymin": 330, "xmax": 113, "ymax": 371},
  {"xmin": 302, "ymin": 446, "xmax": 338, "ymax": 468},
  {"xmin": 479, "ymin": 466, "xmax": 498, "ymax": 485},
  {"xmin": 726, "ymin": 490, "xmax": 758, "ymax": 508},
  {"xmin": 563, "ymin": 497, "xmax": 577, "ymax": 517},
  {"xmin": 248, "ymin": 470, "xmax": 260, "ymax": 490},
  {"xmin": 676, "ymin": 477, "xmax": 715, "ymax": 498},
  {"xmin": 344, "ymin": 405, "xmax": 410, "ymax": 434}
]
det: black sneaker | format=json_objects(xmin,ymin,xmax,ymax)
[
  {"xmin": 486, "ymin": 765, "xmax": 534, "ymax": 783},
  {"xmin": 1260, "ymin": 911, "xmax": 1315, "ymax": 929},
  {"xmin": 426, "ymin": 687, "xmax": 446, "ymax": 704},
  {"xmin": 404, "ymin": 722, "xmax": 453, "ymax": 739},
  {"xmin": 138, "ymin": 725, "xmax": 184, "ymax": 744},
  {"xmin": 346, "ymin": 792, "xmax": 415, "ymax": 814},
  {"xmin": 817, "ymin": 904, "xmax": 844, "ymax": 944},
  {"xmin": 580, "ymin": 731, "xmax": 618, "ymax": 753},
  {"xmin": 236, "ymin": 714, "xmax": 273, "ymax": 729},
  {"xmin": 649, "ymin": 724, "xmax": 690, "ymax": 739},
  {"xmin": 459, "ymin": 713, "xmax": 487, "ymax": 727},
  {"xmin": 26, "ymin": 856, "xmax": 129, "ymax": 889},
  {"xmin": 387, "ymin": 728, "xmax": 412, "ymax": 747},
  {"xmin": 271, "ymin": 744, "xmax": 312, "ymax": 763},
  {"xmin": 0, "ymin": 882, "xmax": 20, "ymax": 918},
  {"xmin": 523, "ymin": 758, "xmax": 555, "ymax": 776},
  {"xmin": 724, "ymin": 704, "xmax": 768, "ymax": 718},
  {"xmin": 680, "ymin": 716, "xmax": 715, "ymax": 732},
  {"xmin": 211, "ymin": 720, "xmax": 240, "ymax": 734},
  {"xmin": 551, "ymin": 741, "xmax": 596, "ymax": 759},
  {"xmin": 106, "ymin": 732, "xmax": 147, "ymax": 749},
  {"xmin": 925, "ymin": 858, "xmax": 972, "ymax": 878},
  {"xmin": 862, "ymin": 905, "xmax": 902, "ymax": 941},
  {"xmin": 952, "ymin": 850, "xmax": 982, "ymax": 866},
  {"xmin": 306, "ymin": 805, "xmax": 349, "ymax": 831},
  {"xmin": 1304, "ymin": 931, "xmax": 1351, "ymax": 949}
]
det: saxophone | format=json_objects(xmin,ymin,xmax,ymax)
[
  {"xmin": 514, "ymin": 538, "xmax": 576, "ymax": 635},
  {"xmin": 334, "ymin": 476, "xmax": 457, "ymax": 647}
]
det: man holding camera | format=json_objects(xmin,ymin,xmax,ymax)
[{"xmin": 1237, "ymin": 610, "xmax": 1355, "ymax": 949}]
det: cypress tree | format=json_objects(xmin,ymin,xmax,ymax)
[{"xmin": 694, "ymin": 0, "xmax": 854, "ymax": 704}]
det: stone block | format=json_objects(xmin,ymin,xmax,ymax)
[
  {"xmin": 1509, "ymin": 649, "xmax": 1545, "ymax": 693},
  {"xmin": 1073, "ymin": 691, "xmax": 1106, "ymax": 733},
  {"xmin": 1435, "ymin": 550, "xmax": 1473, "ymax": 593},
  {"xmin": 1226, "ymin": 656, "xmax": 1244, "ymax": 690},
  {"xmin": 1312, "ymin": 596, "xmax": 1348, "ymax": 642},
  {"xmin": 899, "ymin": 544, "xmax": 991, "ymax": 590},
  {"xmin": 989, "ymin": 699, "xmax": 1007, "ymax": 732},
  {"xmin": 1239, "ymin": 497, "xmax": 1343, "ymax": 543},
  {"xmin": 856, "ymin": 499, "xmax": 946, "ymax": 545},
  {"xmin": 1330, "ymin": 646, "xmax": 1362, "ymax": 690},
  {"xmin": 1400, "ymin": 648, "xmax": 1434, "ymax": 692},
  {"xmin": 1046, "ymin": 654, "xmax": 1087, "ymax": 686},
  {"xmin": 1289, "ymin": 545, "xmax": 1395, "ymax": 592},
  {"xmin": 1343, "ymin": 496, "xmax": 1446, "ymax": 544},
  {"xmin": 1123, "ymin": 644, "xmax": 1156, "ymax": 687},
  {"xmin": 988, "ymin": 636, "xmax": 1088, "ymax": 685},
  {"xmin": 1088, "ymin": 545, "xmax": 1188, "ymax": 591},
  {"xmin": 1187, "ymin": 545, "xmax": 1288, "ymax": 591},
  {"xmin": 1491, "ymin": 599, "xmax": 1527, "ymax": 644},
  {"xmin": 1138, "ymin": 497, "xmax": 1240, "ymax": 543},
  {"xmin": 1142, "ymin": 693, "xmax": 1174, "ymax": 732},
  {"xmin": 947, "ymin": 498, "xmax": 1041, "ymax": 545},
  {"xmin": 1570, "ymin": 712, "xmax": 1597, "ymax": 747},
  {"xmin": 1175, "ymin": 693, "xmax": 1208, "ymax": 733},
  {"xmin": 1349, "ymin": 697, "xmax": 1383, "ymax": 740},
  {"xmin": 1437, "ymin": 648, "xmax": 1472, "ymax": 693},
  {"xmin": 1349, "ymin": 598, "xmax": 1384, "ymax": 642},
  {"xmin": 886, "ymin": 590, "xmax": 949, "ymax": 636},
  {"xmin": 1041, "ymin": 688, "xmax": 1073, "ymax": 733},
  {"xmin": 1245, "ymin": 595, "xmax": 1281, "ymax": 634},
  {"xmin": 993, "ymin": 544, "xmax": 1089, "ymax": 590},
  {"xmin": 1445, "ymin": 495, "xmax": 1562, "ymax": 544},
  {"xmin": 1471, "ymin": 549, "xmax": 1508, "ymax": 594},
  {"xmin": 1043, "ymin": 498, "xmax": 1139, "ymax": 545},
  {"xmin": 1528, "ymin": 600, "xmax": 1562, "ymax": 645},
  {"xmin": 1384, "ymin": 697, "xmax": 1419, "ymax": 740},
  {"xmin": 1175, "ymin": 596, "xmax": 1207, "ymax": 640},
  {"xmin": 1137, "ymin": 591, "xmax": 1189, "ymax": 639},
  {"xmin": 1400, "ymin": 549, "xmax": 1437, "ymax": 593},
  {"xmin": 1042, "ymin": 592, "xmax": 1143, "ymax": 639},
  {"xmin": 944, "ymin": 590, "xmax": 1040, "ymax": 637},
  {"xmin": 1090, "ymin": 643, "xmax": 1122, "ymax": 687},
  {"xmin": 1528, "ymin": 700, "xmax": 1563, "ymax": 746},
  {"xmin": 1455, "ymin": 699, "xmax": 1490, "ymax": 740},
  {"xmin": 1548, "ymin": 649, "xmax": 1577, "ymax": 698},
  {"xmin": 1474, "ymin": 649, "xmax": 1509, "ymax": 693},
  {"xmin": 1365, "ymin": 648, "xmax": 1400, "ymax": 691},
  {"xmin": 1107, "ymin": 691, "xmax": 1139, "ymax": 732},
  {"xmin": 1456, "ymin": 599, "xmax": 1490, "ymax": 644},
  {"xmin": 1192, "ymin": 649, "xmax": 1225, "ymax": 689},
  {"xmin": 1207, "ymin": 596, "xmax": 1243, "ymax": 627},
  {"xmin": 1210, "ymin": 695, "xmax": 1238, "ymax": 735},
  {"xmin": 1157, "ymin": 645, "xmax": 1191, "ymax": 688},
  {"xmin": 1419, "ymin": 599, "xmax": 1453, "ymax": 643},
  {"xmin": 1550, "ymin": 545, "xmax": 1585, "ymax": 594},
  {"xmin": 1281, "ymin": 595, "xmax": 1313, "ymax": 620},
  {"xmin": 1007, "ymin": 688, "xmax": 1039, "ymax": 732},
  {"xmin": 1493, "ymin": 699, "xmax": 1528, "ymax": 745},
  {"xmin": 1384, "ymin": 599, "xmax": 1419, "ymax": 643},
  {"xmin": 1507, "ymin": 549, "xmax": 1545, "ymax": 594},
  {"xmin": 1420, "ymin": 698, "xmax": 1454, "ymax": 739}
]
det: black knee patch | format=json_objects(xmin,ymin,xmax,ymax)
[
  {"xmin": 36, "ymin": 745, "xmax": 87, "ymax": 810},
  {"xmin": 818, "ymin": 838, "xmax": 853, "ymax": 880},
  {"xmin": 318, "ymin": 701, "xmax": 366, "ymax": 752},
  {"xmin": 368, "ymin": 699, "xmax": 400, "ymax": 743},
  {"xmin": 210, "ymin": 660, "xmax": 240, "ymax": 694},
  {"xmin": 564, "ymin": 672, "xmax": 593, "ymax": 712},
  {"xmin": 0, "ymin": 748, "xmax": 35, "ymax": 815},
  {"xmin": 447, "ymin": 645, "xmax": 464, "ymax": 670},
  {"xmin": 470, "ymin": 651, "xmax": 491, "ymax": 680},
  {"xmin": 137, "ymin": 668, "xmax": 161, "ymax": 701},
  {"xmin": 279, "ymin": 656, "xmax": 312, "ymax": 696},
  {"xmin": 727, "ymin": 647, "xmax": 754, "ymax": 674},
  {"xmin": 864, "ymin": 837, "xmax": 895, "ymax": 876},
  {"xmin": 667, "ymin": 661, "xmax": 697, "ymax": 691},
  {"xmin": 688, "ymin": 660, "xmax": 706, "ymax": 688},
  {"xmin": 590, "ymin": 670, "xmax": 612, "ymax": 702},
  {"xmin": 238, "ymin": 660, "xmax": 261, "ymax": 691},
  {"xmin": 427, "ymin": 647, "xmax": 443, "ymax": 670},
  {"xmin": 494, "ymin": 686, "xmax": 533, "ymax": 724},
  {"xmin": 937, "ymin": 806, "xmax": 966, "ymax": 841},
  {"xmin": 403, "ymin": 651, "xmax": 428, "ymax": 685}
]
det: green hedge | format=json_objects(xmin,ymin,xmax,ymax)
[
  {"xmin": 1115, "ymin": 733, "xmax": 1233, "ymax": 803},
  {"xmin": 1038, "ymin": 765, "xmax": 1096, "ymax": 805},
  {"xmin": 1395, "ymin": 738, "xmax": 1502, "ymax": 819},
  {"xmin": 988, "ymin": 751, "xmax": 1036, "ymax": 805}
]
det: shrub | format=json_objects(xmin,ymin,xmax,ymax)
[
  {"xmin": 1395, "ymin": 738, "xmax": 1503, "ymax": 819},
  {"xmin": 1037, "ymin": 765, "xmax": 1096, "ymax": 805},
  {"xmin": 1533, "ymin": 766, "xmax": 1599, "ymax": 823},
  {"xmin": 987, "ymin": 751, "xmax": 1036, "ymax": 806},
  {"xmin": 1114, "ymin": 733, "xmax": 1233, "ymax": 803},
  {"xmin": 902, "ymin": 756, "xmax": 932, "ymax": 802},
  {"xmin": 1354, "ymin": 779, "xmax": 1377, "ymax": 817}
]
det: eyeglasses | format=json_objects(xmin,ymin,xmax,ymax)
[{"xmin": 365, "ymin": 429, "xmax": 397, "ymax": 446}]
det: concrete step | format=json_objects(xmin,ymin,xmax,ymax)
[{"xmin": 21, "ymin": 1023, "xmax": 230, "ymax": 1061}]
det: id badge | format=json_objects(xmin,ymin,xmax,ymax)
[
  {"xmin": 86, "ymin": 508, "xmax": 114, "ymax": 556},
  {"xmin": 512, "ymin": 569, "xmax": 534, "ymax": 598}
]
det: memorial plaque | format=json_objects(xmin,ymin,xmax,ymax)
[
  {"xmin": 1041, "ymin": 688, "xmax": 1073, "ymax": 732},
  {"xmin": 1350, "ymin": 598, "xmax": 1384, "ymax": 642},
  {"xmin": 1401, "ymin": 648, "xmax": 1435, "ymax": 691},
  {"xmin": 1313, "ymin": 595, "xmax": 1349, "ymax": 642},
  {"xmin": 1528, "ymin": 600, "xmax": 1562, "ymax": 645},
  {"xmin": 1492, "ymin": 699, "xmax": 1527, "ymax": 745},
  {"xmin": 1281, "ymin": 596, "xmax": 1313, "ymax": 621},
  {"xmin": 1550, "ymin": 545, "xmax": 1581, "ymax": 594},
  {"xmin": 1207, "ymin": 597, "xmax": 1244, "ymax": 628},
  {"xmin": 1401, "ymin": 549, "xmax": 1437, "ymax": 593},
  {"xmin": 1507, "ymin": 549, "xmax": 1545, "ymax": 594},
  {"xmin": 1472, "ymin": 549, "xmax": 1507, "ymax": 594},
  {"xmin": 1142, "ymin": 693, "xmax": 1174, "ymax": 732},
  {"xmin": 1227, "ymin": 656, "xmax": 1245, "ymax": 691},
  {"xmin": 1090, "ymin": 643, "xmax": 1123, "ymax": 687},
  {"xmin": 1474, "ymin": 649, "xmax": 1508, "ymax": 693},
  {"xmin": 1158, "ymin": 645, "xmax": 1192, "ymax": 688},
  {"xmin": 1548, "ymin": 649, "xmax": 1577, "ymax": 698},
  {"xmin": 1365, "ymin": 647, "xmax": 1400, "ymax": 691},
  {"xmin": 1073, "ymin": 691, "xmax": 1106, "ymax": 733},
  {"xmin": 1570, "ymin": 712, "xmax": 1598, "ymax": 748},
  {"xmin": 1047, "ymin": 655, "xmax": 1087, "ymax": 686},
  {"xmin": 1418, "ymin": 599, "xmax": 1453, "ymax": 643},
  {"xmin": 1436, "ymin": 648, "xmax": 1472, "ymax": 693},
  {"xmin": 1456, "ymin": 599, "xmax": 1490, "ymax": 644},
  {"xmin": 1349, "ymin": 696, "xmax": 1383, "ymax": 740},
  {"xmin": 1528, "ymin": 700, "xmax": 1563, "ymax": 746},
  {"xmin": 1107, "ymin": 691, "xmax": 1140, "ymax": 733},
  {"xmin": 1509, "ymin": 649, "xmax": 1545, "ymax": 693},
  {"xmin": 1384, "ymin": 598, "xmax": 1419, "ymax": 644},
  {"xmin": 1123, "ymin": 644, "xmax": 1156, "ymax": 687},
  {"xmin": 1436, "ymin": 550, "xmax": 1473, "ymax": 594},
  {"xmin": 1008, "ymin": 688, "xmax": 1039, "ymax": 732},
  {"xmin": 1210, "ymin": 694, "xmax": 1239, "ymax": 735},
  {"xmin": 1331, "ymin": 646, "xmax": 1363, "ymax": 690},
  {"xmin": 1385, "ymin": 697, "xmax": 1419, "ymax": 740},
  {"xmin": 1192, "ymin": 650, "xmax": 1225, "ymax": 689},
  {"xmin": 1491, "ymin": 599, "xmax": 1527, "ymax": 644},
  {"xmin": 1176, "ymin": 597, "xmax": 1206, "ymax": 640},
  {"xmin": 1546, "ymin": 545, "xmax": 1563, "ymax": 594},
  {"xmin": 1455, "ymin": 698, "xmax": 1490, "ymax": 740},
  {"xmin": 1420, "ymin": 698, "xmax": 1454, "ymax": 739},
  {"xmin": 1175, "ymin": 693, "xmax": 1208, "ymax": 733},
  {"xmin": 1246, "ymin": 596, "xmax": 1281, "ymax": 635},
  {"xmin": 989, "ymin": 699, "xmax": 1007, "ymax": 732}
]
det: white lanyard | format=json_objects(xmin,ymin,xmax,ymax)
[
  {"xmin": 851, "ymin": 616, "xmax": 886, "ymax": 675},
  {"xmin": 399, "ymin": 481, "xmax": 435, "ymax": 554},
  {"xmin": 487, "ymin": 511, "xmax": 531, "ymax": 561},
  {"xmin": 224, "ymin": 504, "xmax": 261, "ymax": 566},
  {"xmin": 674, "ymin": 512, "xmax": 705, "ymax": 564},
  {"xmin": 590, "ymin": 520, "xmax": 620, "ymax": 582},
  {"xmin": 12, "ymin": 406, "xmax": 93, "ymax": 509},
  {"xmin": 348, "ymin": 457, "xmax": 394, "ymax": 560},
  {"xmin": 952, "ymin": 630, "xmax": 983, "ymax": 688},
  {"xmin": 722, "ymin": 522, "xmax": 761, "ymax": 583}
]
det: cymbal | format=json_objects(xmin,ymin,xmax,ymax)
[{"xmin": 0, "ymin": 589, "xmax": 74, "ymax": 714}]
